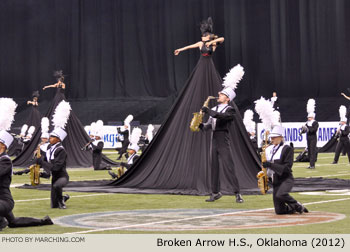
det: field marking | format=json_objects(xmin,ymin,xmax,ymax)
[
  {"xmin": 305, "ymin": 173, "xmax": 350, "ymax": 178},
  {"xmin": 65, "ymin": 197, "xmax": 350, "ymax": 234},
  {"xmin": 14, "ymin": 193, "xmax": 111, "ymax": 203}
]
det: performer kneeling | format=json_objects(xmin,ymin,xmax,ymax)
[
  {"xmin": 109, "ymin": 128, "xmax": 141, "ymax": 179},
  {"xmin": 263, "ymin": 125, "xmax": 308, "ymax": 214},
  {"xmin": 200, "ymin": 84, "xmax": 243, "ymax": 203}
]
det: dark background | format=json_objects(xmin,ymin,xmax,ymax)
[{"xmin": 1, "ymin": 0, "xmax": 350, "ymax": 126}]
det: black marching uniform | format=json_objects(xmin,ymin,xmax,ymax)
[
  {"xmin": 264, "ymin": 143, "xmax": 307, "ymax": 214},
  {"xmin": 333, "ymin": 124, "xmax": 350, "ymax": 163},
  {"xmin": 201, "ymin": 104, "xmax": 240, "ymax": 195},
  {"xmin": 108, "ymin": 152, "xmax": 139, "ymax": 179},
  {"xmin": 117, "ymin": 128, "xmax": 130, "ymax": 160},
  {"xmin": 90, "ymin": 140, "xmax": 110, "ymax": 170},
  {"xmin": 38, "ymin": 142, "xmax": 69, "ymax": 208},
  {"xmin": 0, "ymin": 153, "xmax": 52, "ymax": 230},
  {"xmin": 305, "ymin": 120, "xmax": 319, "ymax": 168}
]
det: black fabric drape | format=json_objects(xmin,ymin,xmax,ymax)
[
  {"xmin": 109, "ymin": 54, "xmax": 260, "ymax": 195},
  {"xmin": 1, "ymin": 0, "xmax": 350, "ymax": 103},
  {"xmin": 13, "ymin": 88, "xmax": 117, "ymax": 167}
]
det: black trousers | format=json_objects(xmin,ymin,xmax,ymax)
[
  {"xmin": 117, "ymin": 142, "xmax": 129, "ymax": 159},
  {"xmin": 307, "ymin": 137, "xmax": 317, "ymax": 167},
  {"xmin": 0, "ymin": 198, "xmax": 14, "ymax": 218},
  {"xmin": 51, "ymin": 176, "xmax": 69, "ymax": 208},
  {"xmin": 273, "ymin": 177, "xmax": 299, "ymax": 214},
  {"xmin": 211, "ymin": 131, "xmax": 240, "ymax": 194},
  {"xmin": 5, "ymin": 212, "xmax": 45, "ymax": 228},
  {"xmin": 334, "ymin": 139, "xmax": 350, "ymax": 163},
  {"xmin": 92, "ymin": 153, "xmax": 109, "ymax": 170}
]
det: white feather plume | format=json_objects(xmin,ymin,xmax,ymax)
[
  {"xmin": 273, "ymin": 110, "xmax": 281, "ymax": 123},
  {"xmin": 124, "ymin": 115, "xmax": 133, "ymax": 125},
  {"xmin": 20, "ymin": 124, "xmax": 28, "ymax": 135},
  {"xmin": 84, "ymin": 126, "xmax": 90, "ymax": 134},
  {"xmin": 90, "ymin": 122, "xmax": 96, "ymax": 135},
  {"xmin": 339, "ymin": 105, "xmax": 347, "ymax": 120},
  {"xmin": 0, "ymin": 98, "xmax": 17, "ymax": 131},
  {"xmin": 41, "ymin": 117, "xmax": 49, "ymax": 134},
  {"xmin": 222, "ymin": 64, "xmax": 245, "ymax": 90},
  {"xmin": 243, "ymin": 110, "xmax": 255, "ymax": 133},
  {"xmin": 95, "ymin": 120, "xmax": 104, "ymax": 135},
  {"xmin": 147, "ymin": 124, "xmax": 154, "ymax": 141},
  {"xmin": 52, "ymin": 100, "xmax": 71, "ymax": 129},
  {"xmin": 27, "ymin": 126, "xmax": 35, "ymax": 135},
  {"xmin": 130, "ymin": 127, "xmax": 142, "ymax": 145},
  {"xmin": 306, "ymin": 99, "xmax": 316, "ymax": 114},
  {"xmin": 254, "ymin": 97, "xmax": 279, "ymax": 130}
]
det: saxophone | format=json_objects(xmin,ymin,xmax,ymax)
[
  {"xmin": 29, "ymin": 144, "xmax": 41, "ymax": 186},
  {"xmin": 190, "ymin": 96, "xmax": 217, "ymax": 132},
  {"xmin": 257, "ymin": 130, "xmax": 270, "ymax": 194}
]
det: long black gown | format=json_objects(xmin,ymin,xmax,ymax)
[
  {"xmin": 109, "ymin": 43, "xmax": 261, "ymax": 195},
  {"xmin": 13, "ymin": 87, "xmax": 117, "ymax": 168}
]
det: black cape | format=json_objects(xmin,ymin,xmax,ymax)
[
  {"xmin": 13, "ymin": 88, "xmax": 117, "ymax": 167},
  {"xmin": 109, "ymin": 55, "xmax": 260, "ymax": 195}
]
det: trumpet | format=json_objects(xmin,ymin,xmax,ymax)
[
  {"xmin": 190, "ymin": 96, "xmax": 217, "ymax": 132},
  {"xmin": 299, "ymin": 124, "xmax": 308, "ymax": 136},
  {"xmin": 81, "ymin": 138, "xmax": 95, "ymax": 151}
]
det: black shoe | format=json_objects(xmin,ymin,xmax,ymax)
[
  {"xmin": 58, "ymin": 201, "xmax": 66, "ymax": 209},
  {"xmin": 332, "ymin": 161, "xmax": 337, "ymax": 164},
  {"xmin": 108, "ymin": 171, "xmax": 117, "ymax": 179},
  {"xmin": 41, "ymin": 216, "xmax": 54, "ymax": 225},
  {"xmin": 235, "ymin": 193, "xmax": 244, "ymax": 203},
  {"xmin": 63, "ymin": 194, "xmax": 70, "ymax": 202},
  {"xmin": 0, "ymin": 217, "xmax": 8, "ymax": 231},
  {"xmin": 307, "ymin": 166, "xmax": 315, "ymax": 169},
  {"xmin": 105, "ymin": 165, "xmax": 112, "ymax": 170},
  {"xmin": 296, "ymin": 203, "xmax": 308, "ymax": 214},
  {"xmin": 205, "ymin": 192, "xmax": 222, "ymax": 202}
]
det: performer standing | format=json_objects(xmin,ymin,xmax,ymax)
[
  {"xmin": 116, "ymin": 115, "xmax": 133, "ymax": 160},
  {"xmin": 109, "ymin": 128, "xmax": 141, "ymax": 179},
  {"xmin": 300, "ymin": 99, "xmax": 319, "ymax": 169},
  {"xmin": 43, "ymin": 70, "xmax": 66, "ymax": 90},
  {"xmin": 36, "ymin": 101, "xmax": 71, "ymax": 209},
  {"xmin": 270, "ymin": 92, "xmax": 279, "ymax": 111},
  {"xmin": 332, "ymin": 106, "xmax": 350, "ymax": 164},
  {"xmin": 200, "ymin": 65, "xmax": 244, "ymax": 203},
  {"xmin": 262, "ymin": 125, "xmax": 308, "ymax": 214}
]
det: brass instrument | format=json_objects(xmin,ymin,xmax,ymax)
[
  {"xmin": 116, "ymin": 166, "xmax": 128, "ymax": 178},
  {"xmin": 81, "ymin": 138, "xmax": 95, "ymax": 151},
  {"xmin": 29, "ymin": 144, "xmax": 41, "ymax": 186},
  {"xmin": 190, "ymin": 96, "xmax": 217, "ymax": 132},
  {"xmin": 257, "ymin": 130, "xmax": 270, "ymax": 194}
]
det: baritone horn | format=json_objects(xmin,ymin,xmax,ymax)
[
  {"xmin": 190, "ymin": 96, "xmax": 217, "ymax": 132},
  {"xmin": 29, "ymin": 144, "xmax": 41, "ymax": 186}
]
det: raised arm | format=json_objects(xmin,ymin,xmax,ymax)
[
  {"xmin": 43, "ymin": 83, "xmax": 58, "ymax": 90},
  {"xmin": 341, "ymin": 93, "xmax": 350, "ymax": 101},
  {"xmin": 174, "ymin": 42, "xmax": 202, "ymax": 55}
]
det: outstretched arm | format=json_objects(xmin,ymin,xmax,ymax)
[
  {"xmin": 174, "ymin": 42, "xmax": 202, "ymax": 55},
  {"xmin": 341, "ymin": 93, "xmax": 350, "ymax": 101},
  {"xmin": 43, "ymin": 83, "xmax": 58, "ymax": 90}
]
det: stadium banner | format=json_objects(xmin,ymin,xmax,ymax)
[
  {"xmin": 257, "ymin": 122, "xmax": 339, "ymax": 148},
  {"xmin": 84, "ymin": 125, "xmax": 123, "ymax": 149}
]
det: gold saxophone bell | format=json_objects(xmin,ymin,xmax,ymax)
[
  {"xmin": 257, "ymin": 130, "xmax": 270, "ymax": 195},
  {"xmin": 116, "ymin": 167, "xmax": 128, "ymax": 178},
  {"xmin": 29, "ymin": 144, "xmax": 42, "ymax": 186},
  {"xmin": 190, "ymin": 96, "xmax": 217, "ymax": 132}
]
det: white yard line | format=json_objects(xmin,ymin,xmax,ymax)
[
  {"xmin": 15, "ymin": 193, "xmax": 111, "ymax": 203},
  {"xmin": 65, "ymin": 197, "xmax": 350, "ymax": 234}
]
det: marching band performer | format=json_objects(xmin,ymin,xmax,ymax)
[
  {"xmin": 199, "ymin": 65, "xmax": 244, "ymax": 203},
  {"xmin": 300, "ymin": 99, "xmax": 319, "ymax": 169},
  {"xmin": 43, "ymin": 70, "xmax": 66, "ymax": 90},
  {"xmin": 35, "ymin": 101, "xmax": 71, "ymax": 209},
  {"xmin": 116, "ymin": 115, "xmax": 133, "ymax": 160},
  {"xmin": 262, "ymin": 125, "xmax": 309, "ymax": 215},
  {"xmin": 109, "ymin": 128, "xmax": 141, "ymax": 179},
  {"xmin": 332, "ymin": 106, "xmax": 350, "ymax": 164}
]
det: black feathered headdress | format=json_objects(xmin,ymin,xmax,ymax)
[
  {"xmin": 200, "ymin": 17, "xmax": 213, "ymax": 36},
  {"xmin": 53, "ymin": 70, "xmax": 65, "ymax": 81},
  {"xmin": 32, "ymin": 90, "xmax": 40, "ymax": 98}
]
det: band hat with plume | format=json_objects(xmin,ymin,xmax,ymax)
[
  {"xmin": 124, "ymin": 115, "xmax": 133, "ymax": 126},
  {"xmin": 254, "ymin": 96, "xmax": 279, "ymax": 131},
  {"xmin": 243, "ymin": 109, "xmax": 256, "ymax": 133},
  {"xmin": 41, "ymin": 117, "xmax": 50, "ymax": 139},
  {"xmin": 147, "ymin": 124, "xmax": 155, "ymax": 141},
  {"xmin": 269, "ymin": 125, "xmax": 285, "ymax": 138},
  {"xmin": 50, "ymin": 100, "xmax": 71, "ymax": 141},
  {"xmin": 220, "ymin": 64, "xmax": 245, "ymax": 101},
  {"xmin": 89, "ymin": 122, "xmax": 96, "ymax": 136},
  {"xmin": 0, "ymin": 98, "xmax": 18, "ymax": 148},
  {"xmin": 339, "ymin": 105, "xmax": 347, "ymax": 122},
  {"xmin": 307, "ymin": 98, "xmax": 316, "ymax": 118},
  {"xmin": 20, "ymin": 124, "xmax": 28, "ymax": 136},
  {"xmin": 26, "ymin": 126, "xmax": 36, "ymax": 138},
  {"xmin": 128, "ymin": 127, "xmax": 142, "ymax": 152},
  {"xmin": 95, "ymin": 120, "xmax": 104, "ymax": 138}
]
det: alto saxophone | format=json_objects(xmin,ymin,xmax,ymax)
[
  {"xmin": 190, "ymin": 96, "xmax": 217, "ymax": 132},
  {"xmin": 29, "ymin": 144, "xmax": 41, "ymax": 186},
  {"xmin": 257, "ymin": 131, "xmax": 270, "ymax": 194}
]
